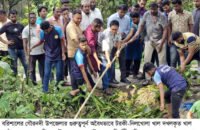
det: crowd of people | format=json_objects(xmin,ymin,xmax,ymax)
[{"xmin": 0, "ymin": 0, "xmax": 200, "ymax": 118}]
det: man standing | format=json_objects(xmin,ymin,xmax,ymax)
[
  {"xmin": 138, "ymin": 0, "xmax": 147, "ymax": 17},
  {"xmin": 128, "ymin": 3, "xmax": 168, "ymax": 68},
  {"xmin": 0, "ymin": 10, "xmax": 9, "ymax": 57},
  {"xmin": 36, "ymin": 6, "xmax": 48, "ymax": 25},
  {"xmin": 48, "ymin": 7, "xmax": 64, "ymax": 31},
  {"xmin": 162, "ymin": 0, "xmax": 172, "ymax": 66},
  {"xmin": 84, "ymin": 18, "xmax": 103, "ymax": 73},
  {"xmin": 97, "ymin": 20, "xmax": 122, "ymax": 94},
  {"xmin": 31, "ymin": 21, "xmax": 66, "ymax": 92},
  {"xmin": 168, "ymin": 0, "xmax": 194, "ymax": 67},
  {"xmin": 66, "ymin": 9, "xmax": 84, "ymax": 91},
  {"xmin": 193, "ymin": 0, "xmax": 200, "ymax": 36},
  {"xmin": 22, "ymin": 12, "xmax": 45, "ymax": 85},
  {"xmin": 80, "ymin": 0, "xmax": 93, "ymax": 31},
  {"xmin": 107, "ymin": 4, "xmax": 131, "ymax": 84},
  {"xmin": 90, "ymin": 0, "xmax": 103, "ymax": 21},
  {"xmin": 0, "ymin": 10, "xmax": 27, "ymax": 76}
]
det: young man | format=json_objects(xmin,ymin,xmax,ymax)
[
  {"xmin": 123, "ymin": 12, "xmax": 142, "ymax": 78},
  {"xmin": 0, "ymin": 10, "xmax": 9, "ymax": 57},
  {"xmin": 97, "ymin": 20, "xmax": 122, "ymax": 94},
  {"xmin": 143, "ymin": 62, "xmax": 187, "ymax": 118},
  {"xmin": 36, "ymin": 6, "xmax": 48, "ymax": 25},
  {"xmin": 70, "ymin": 36, "xmax": 95, "ymax": 96},
  {"xmin": 22, "ymin": 12, "xmax": 45, "ymax": 85},
  {"xmin": 62, "ymin": 7, "xmax": 71, "ymax": 83},
  {"xmin": 162, "ymin": 0, "xmax": 172, "ymax": 17},
  {"xmin": 168, "ymin": 0, "xmax": 194, "ymax": 67},
  {"xmin": 84, "ymin": 18, "xmax": 103, "ymax": 72},
  {"xmin": 171, "ymin": 31, "xmax": 200, "ymax": 72},
  {"xmin": 162, "ymin": 0, "xmax": 172, "ymax": 66},
  {"xmin": 107, "ymin": 4, "xmax": 131, "ymax": 84},
  {"xmin": 0, "ymin": 10, "xmax": 27, "ymax": 76},
  {"xmin": 31, "ymin": 21, "xmax": 66, "ymax": 92},
  {"xmin": 187, "ymin": 100, "xmax": 200, "ymax": 119},
  {"xmin": 48, "ymin": 7, "xmax": 64, "ymax": 31}
]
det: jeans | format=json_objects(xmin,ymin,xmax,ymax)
[
  {"xmin": 8, "ymin": 48, "xmax": 28, "ymax": 76},
  {"xmin": 165, "ymin": 89, "xmax": 186, "ymax": 118},
  {"xmin": 170, "ymin": 44, "xmax": 180, "ymax": 67},
  {"xmin": 69, "ymin": 58, "xmax": 95, "ymax": 90},
  {"xmin": 43, "ymin": 59, "xmax": 64, "ymax": 92},
  {"xmin": 29, "ymin": 54, "xmax": 45, "ymax": 83},
  {"xmin": 99, "ymin": 58, "xmax": 112, "ymax": 90}
]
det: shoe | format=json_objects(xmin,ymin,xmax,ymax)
[
  {"xmin": 61, "ymin": 81, "xmax": 71, "ymax": 86},
  {"xmin": 120, "ymin": 78, "xmax": 131, "ymax": 84},
  {"xmin": 136, "ymin": 73, "xmax": 144, "ymax": 80},
  {"xmin": 142, "ymin": 80, "xmax": 150, "ymax": 86},
  {"xmin": 103, "ymin": 89, "xmax": 112, "ymax": 95},
  {"xmin": 110, "ymin": 79, "xmax": 119, "ymax": 84}
]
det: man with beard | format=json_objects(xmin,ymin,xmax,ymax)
[
  {"xmin": 80, "ymin": 0, "xmax": 93, "ymax": 31},
  {"xmin": 168, "ymin": 0, "xmax": 193, "ymax": 68},
  {"xmin": 0, "ymin": 10, "xmax": 27, "ymax": 77},
  {"xmin": 127, "ymin": 2, "xmax": 168, "ymax": 66},
  {"xmin": 90, "ymin": 0, "xmax": 103, "ymax": 21}
]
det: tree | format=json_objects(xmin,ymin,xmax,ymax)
[{"xmin": 8, "ymin": 0, "xmax": 23, "ymax": 10}]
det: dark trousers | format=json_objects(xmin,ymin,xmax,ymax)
[
  {"xmin": 64, "ymin": 52, "xmax": 69, "ymax": 77},
  {"xmin": 166, "ymin": 44, "xmax": 171, "ymax": 65},
  {"xmin": 151, "ymin": 49, "xmax": 159, "ymax": 66},
  {"xmin": 165, "ymin": 89, "xmax": 186, "ymax": 118},
  {"xmin": 126, "ymin": 59, "xmax": 141, "ymax": 76},
  {"xmin": 29, "ymin": 54, "xmax": 45, "ymax": 83},
  {"xmin": 0, "ymin": 50, "xmax": 8, "ymax": 60},
  {"xmin": 69, "ymin": 58, "xmax": 95, "ymax": 90},
  {"xmin": 111, "ymin": 47, "xmax": 127, "ymax": 80}
]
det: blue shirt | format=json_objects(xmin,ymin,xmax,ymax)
[
  {"xmin": 153, "ymin": 65, "xmax": 187, "ymax": 92},
  {"xmin": 72, "ymin": 48, "xmax": 87, "ymax": 80},
  {"xmin": 40, "ymin": 26, "xmax": 64, "ymax": 61},
  {"xmin": 75, "ymin": 48, "xmax": 86, "ymax": 67},
  {"xmin": 36, "ymin": 17, "xmax": 46, "ymax": 25},
  {"xmin": 107, "ymin": 13, "xmax": 131, "ymax": 35}
]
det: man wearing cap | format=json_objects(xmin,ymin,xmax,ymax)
[
  {"xmin": 143, "ymin": 62, "xmax": 187, "ymax": 118},
  {"xmin": 80, "ymin": 0, "xmax": 93, "ymax": 31},
  {"xmin": 171, "ymin": 31, "xmax": 200, "ymax": 72},
  {"xmin": 90, "ymin": 0, "xmax": 103, "ymax": 21}
]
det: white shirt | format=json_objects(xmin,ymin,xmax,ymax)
[
  {"xmin": 0, "ymin": 19, "xmax": 10, "ymax": 51},
  {"xmin": 99, "ymin": 28, "xmax": 121, "ymax": 54},
  {"xmin": 90, "ymin": 8, "xmax": 103, "ymax": 22},
  {"xmin": 80, "ymin": 11, "xmax": 94, "ymax": 31},
  {"xmin": 22, "ymin": 24, "xmax": 44, "ymax": 55}
]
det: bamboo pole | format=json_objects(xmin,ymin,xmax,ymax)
[{"xmin": 74, "ymin": 44, "xmax": 126, "ymax": 119}]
